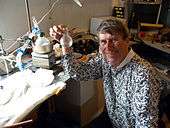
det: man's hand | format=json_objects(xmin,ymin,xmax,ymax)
[
  {"xmin": 49, "ymin": 24, "xmax": 67, "ymax": 42},
  {"xmin": 49, "ymin": 24, "xmax": 76, "ymax": 42}
]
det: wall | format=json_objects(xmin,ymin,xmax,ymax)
[
  {"xmin": 0, "ymin": 0, "xmax": 112, "ymax": 52},
  {"xmin": 112, "ymin": 0, "xmax": 125, "ymax": 7}
]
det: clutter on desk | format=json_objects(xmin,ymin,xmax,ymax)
[
  {"xmin": 0, "ymin": 68, "xmax": 66, "ymax": 127},
  {"xmin": 138, "ymin": 22, "xmax": 163, "ymax": 42},
  {"xmin": 137, "ymin": 23, "xmax": 170, "ymax": 52},
  {"xmin": 72, "ymin": 32, "xmax": 98, "ymax": 55},
  {"xmin": 53, "ymin": 43, "xmax": 62, "ymax": 58},
  {"xmin": 33, "ymin": 37, "xmax": 52, "ymax": 53},
  {"xmin": 159, "ymin": 27, "xmax": 170, "ymax": 48},
  {"xmin": 0, "ymin": 36, "xmax": 16, "ymax": 75},
  {"xmin": 0, "ymin": 68, "xmax": 57, "ymax": 106},
  {"xmin": 31, "ymin": 35, "xmax": 56, "ymax": 69}
]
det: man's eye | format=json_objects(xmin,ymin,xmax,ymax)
[
  {"xmin": 112, "ymin": 40, "xmax": 116, "ymax": 43},
  {"xmin": 100, "ymin": 40, "xmax": 106, "ymax": 45}
]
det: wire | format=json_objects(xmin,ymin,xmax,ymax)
[
  {"xmin": 5, "ymin": 33, "xmax": 29, "ymax": 52},
  {"xmin": 0, "ymin": 55, "xmax": 16, "ymax": 75},
  {"xmin": 37, "ymin": 0, "xmax": 60, "ymax": 25},
  {"xmin": 0, "ymin": 55, "xmax": 16, "ymax": 63},
  {"xmin": 5, "ymin": 40, "xmax": 18, "ymax": 52}
]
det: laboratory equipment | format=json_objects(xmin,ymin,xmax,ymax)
[
  {"xmin": 0, "ymin": 36, "xmax": 13, "ymax": 75},
  {"xmin": 32, "ymin": 35, "xmax": 56, "ymax": 69},
  {"xmin": 60, "ymin": 30, "xmax": 73, "ymax": 48}
]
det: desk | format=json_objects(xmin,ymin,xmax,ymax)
[
  {"xmin": 141, "ymin": 39, "xmax": 170, "ymax": 54},
  {"xmin": 0, "ymin": 70, "xmax": 68, "ymax": 127}
]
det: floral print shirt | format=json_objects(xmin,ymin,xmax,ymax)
[{"xmin": 62, "ymin": 50, "xmax": 160, "ymax": 128}]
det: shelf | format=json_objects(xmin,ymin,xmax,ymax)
[
  {"xmin": 128, "ymin": 1, "xmax": 161, "ymax": 5},
  {"xmin": 140, "ymin": 23, "xmax": 163, "ymax": 28}
]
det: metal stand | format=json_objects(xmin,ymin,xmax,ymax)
[
  {"xmin": 156, "ymin": 0, "xmax": 162, "ymax": 24},
  {"xmin": 0, "ymin": 36, "xmax": 6, "ymax": 55},
  {"xmin": 0, "ymin": 36, "xmax": 11, "ymax": 75},
  {"xmin": 25, "ymin": 0, "xmax": 32, "ymax": 32}
]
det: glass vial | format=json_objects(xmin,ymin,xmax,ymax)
[{"xmin": 60, "ymin": 30, "xmax": 73, "ymax": 47}]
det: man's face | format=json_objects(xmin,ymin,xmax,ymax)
[{"xmin": 98, "ymin": 33, "xmax": 129, "ymax": 67}]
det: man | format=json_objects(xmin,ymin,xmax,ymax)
[{"xmin": 49, "ymin": 19, "xmax": 160, "ymax": 128}]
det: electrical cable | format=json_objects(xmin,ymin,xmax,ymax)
[{"xmin": 37, "ymin": 0, "xmax": 60, "ymax": 25}]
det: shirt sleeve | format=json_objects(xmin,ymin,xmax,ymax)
[
  {"xmin": 133, "ymin": 67, "xmax": 160, "ymax": 128},
  {"xmin": 61, "ymin": 53, "xmax": 103, "ymax": 81}
]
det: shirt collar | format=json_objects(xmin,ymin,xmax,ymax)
[{"xmin": 116, "ymin": 49, "xmax": 135, "ymax": 70}]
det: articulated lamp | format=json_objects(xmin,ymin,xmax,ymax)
[{"xmin": 24, "ymin": 0, "xmax": 83, "ymax": 32}]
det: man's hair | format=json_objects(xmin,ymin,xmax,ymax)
[{"xmin": 97, "ymin": 19, "xmax": 129, "ymax": 39}]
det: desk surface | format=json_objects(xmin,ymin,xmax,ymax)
[
  {"xmin": 0, "ymin": 71, "xmax": 68, "ymax": 127},
  {"xmin": 10, "ymin": 81, "xmax": 66, "ymax": 125},
  {"xmin": 141, "ymin": 39, "xmax": 170, "ymax": 54}
]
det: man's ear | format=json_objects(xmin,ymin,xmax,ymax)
[
  {"xmin": 125, "ymin": 38, "xmax": 129, "ymax": 44},
  {"xmin": 99, "ymin": 46, "xmax": 102, "ymax": 54}
]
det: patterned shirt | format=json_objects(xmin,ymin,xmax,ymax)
[{"xmin": 62, "ymin": 50, "xmax": 160, "ymax": 128}]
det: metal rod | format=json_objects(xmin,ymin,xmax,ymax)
[
  {"xmin": 25, "ymin": 0, "xmax": 32, "ymax": 32},
  {"xmin": 0, "ymin": 36, "xmax": 6, "ymax": 55},
  {"xmin": 156, "ymin": 0, "xmax": 162, "ymax": 24}
]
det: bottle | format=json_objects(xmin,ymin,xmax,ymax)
[{"xmin": 60, "ymin": 30, "xmax": 73, "ymax": 48}]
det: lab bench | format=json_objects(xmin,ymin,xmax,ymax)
[{"xmin": 0, "ymin": 67, "xmax": 67, "ymax": 127}]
